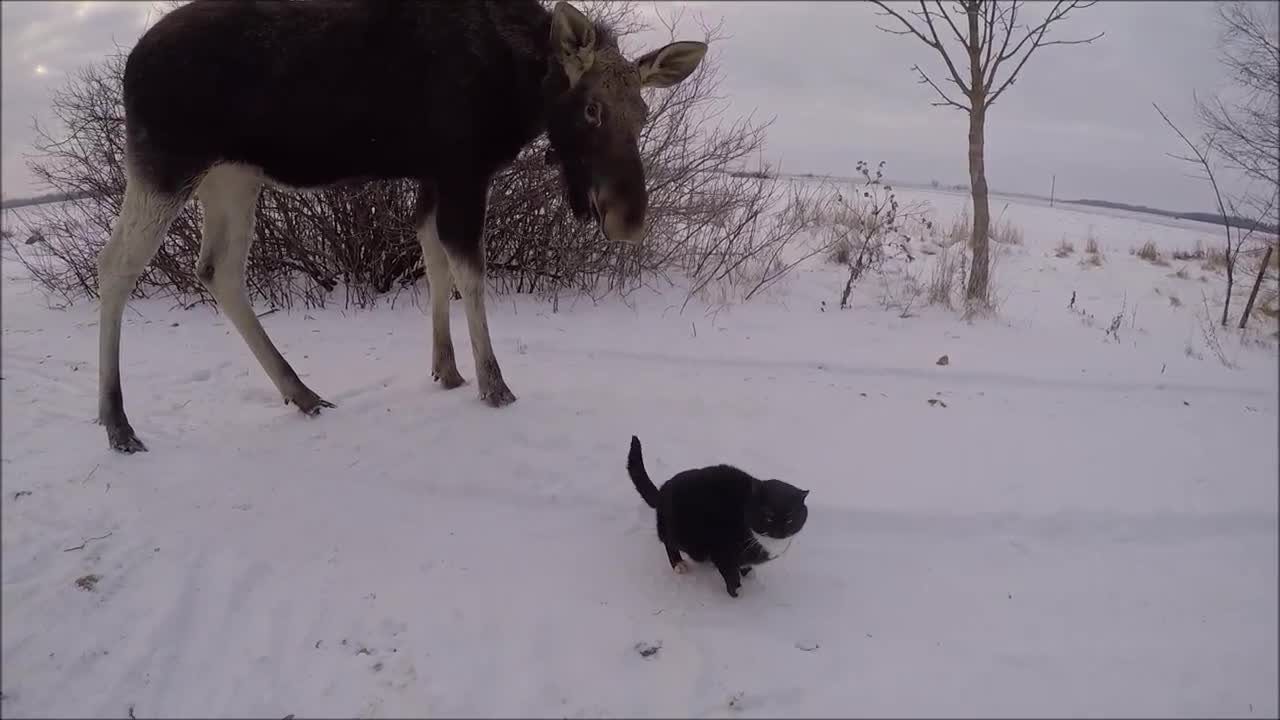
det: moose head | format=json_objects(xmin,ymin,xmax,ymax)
[{"xmin": 542, "ymin": 1, "xmax": 708, "ymax": 243}]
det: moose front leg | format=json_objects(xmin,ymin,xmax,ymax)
[
  {"xmin": 415, "ymin": 193, "xmax": 467, "ymax": 389},
  {"xmin": 436, "ymin": 179, "xmax": 516, "ymax": 407}
]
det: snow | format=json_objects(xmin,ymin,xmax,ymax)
[{"xmin": 3, "ymin": 186, "xmax": 1277, "ymax": 718}]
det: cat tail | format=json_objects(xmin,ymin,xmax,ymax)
[{"xmin": 627, "ymin": 435, "xmax": 660, "ymax": 509}]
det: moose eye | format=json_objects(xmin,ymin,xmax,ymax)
[{"xmin": 584, "ymin": 101, "xmax": 602, "ymax": 126}]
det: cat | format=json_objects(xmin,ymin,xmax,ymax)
[{"xmin": 625, "ymin": 435, "xmax": 810, "ymax": 598}]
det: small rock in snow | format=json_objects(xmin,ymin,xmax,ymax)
[
  {"xmin": 936, "ymin": 354, "xmax": 950, "ymax": 366},
  {"xmin": 634, "ymin": 641, "xmax": 661, "ymax": 659}
]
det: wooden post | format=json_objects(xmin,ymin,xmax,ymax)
[
  {"xmin": 1238, "ymin": 243, "xmax": 1274, "ymax": 329},
  {"xmin": 1049, "ymin": 174, "xmax": 1056, "ymax": 208}
]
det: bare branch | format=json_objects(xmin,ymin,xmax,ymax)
[
  {"xmin": 871, "ymin": 1, "xmax": 972, "ymax": 95},
  {"xmin": 913, "ymin": 64, "xmax": 971, "ymax": 111},
  {"xmin": 985, "ymin": 1, "xmax": 1104, "ymax": 110},
  {"xmin": 1154, "ymin": 102, "xmax": 1238, "ymax": 325},
  {"xmin": 933, "ymin": 0, "xmax": 969, "ymax": 49}
]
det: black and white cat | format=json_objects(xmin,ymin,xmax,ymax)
[{"xmin": 626, "ymin": 435, "xmax": 810, "ymax": 597}]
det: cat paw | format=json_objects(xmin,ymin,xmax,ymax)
[
  {"xmin": 673, "ymin": 561, "xmax": 691, "ymax": 574},
  {"xmin": 726, "ymin": 585, "xmax": 740, "ymax": 598}
]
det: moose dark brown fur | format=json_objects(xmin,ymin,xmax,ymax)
[{"xmin": 97, "ymin": 0, "xmax": 707, "ymax": 452}]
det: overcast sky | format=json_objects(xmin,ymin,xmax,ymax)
[{"xmin": 0, "ymin": 1, "xmax": 1258, "ymax": 213}]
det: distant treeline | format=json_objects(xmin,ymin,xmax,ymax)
[{"xmin": 1068, "ymin": 198, "xmax": 1278, "ymax": 235}]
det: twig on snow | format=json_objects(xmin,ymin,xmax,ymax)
[{"xmin": 63, "ymin": 531, "xmax": 112, "ymax": 552}]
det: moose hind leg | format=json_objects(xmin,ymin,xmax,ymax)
[
  {"xmin": 98, "ymin": 176, "xmax": 191, "ymax": 453},
  {"xmin": 437, "ymin": 182, "xmax": 515, "ymax": 407},
  {"xmin": 415, "ymin": 201, "xmax": 466, "ymax": 389},
  {"xmin": 196, "ymin": 165, "xmax": 333, "ymax": 415}
]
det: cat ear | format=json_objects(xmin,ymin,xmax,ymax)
[{"xmin": 801, "ymin": 489, "xmax": 810, "ymax": 499}]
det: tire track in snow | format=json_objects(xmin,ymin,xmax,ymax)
[{"xmin": 531, "ymin": 343, "xmax": 1279, "ymax": 401}]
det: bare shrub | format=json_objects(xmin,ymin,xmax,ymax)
[
  {"xmin": 1080, "ymin": 229, "xmax": 1104, "ymax": 267},
  {"xmin": 1173, "ymin": 265, "xmax": 1191, "ymax": 279},
  {"xmin": 1198, "ymin": 291, "xmax": 1234, "ymax": 367},
  {"xmin": 946, "ymin": 205, "xmax": 971, "ymax": 247},
  {"xmin": 1172, "ymin": 240, "xmax": 1206, "ymax": 261},
  {"xmin": 1054, "ymin": 237, "xmax": 1075, "ymax": 258},
  {"xmin": 13, "ymin": 2, "xmax": 816, "ymax": 311},
  {"xmin": 1135, "ymin": 240, "xmax": 1167, "ymax": 265},
  {"xmin": 1203, "ymin": 245, "xmax": 1229, "ymax": 270},
  {"xmin": 1084, "ymin": 229, "xmax": 1101, "ymax": 255},
  {"xmin": 991, "ymin": 215, "xmax": 1023, "ymax": 246},
  {"xmin": 1169, "ymin": 293, "xmax": 1183, "ymax": 307},
  {"xmin": 827, "ymin": 160, "xmax": 929, "ymax": 310},
  {"xmin": 878, "ymin": 265, "xmax": 925, "ymax": 318},
  {"xmin": 927, "ymin": 244, "xmax": 960, "ymax": 308}
]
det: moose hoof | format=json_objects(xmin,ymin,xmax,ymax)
[
  {"xmin": 288, "ymin": 388, "xmax": 336, "ymax": 416},
  {"xmin": 480, "ymin": 383, "xmax": 517, "ymax": 408},
  {"xmin": 432, "ymin": 368, "xmax": 467, "ymax": 390},
  {"xmin": 106, "ymin": 424, "xmax": 148, "ymax": 454}
]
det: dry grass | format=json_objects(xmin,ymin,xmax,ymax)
[
  {"xmin": 927, "ymin": 245, "xmax": 960, "ymax": 308},
  {"xmin": 1169, "ymin": 294, "xmax": 1183, "ymax": 308},
  {"xmin": 1172, "ymin": 240, "xmax": 1205, "ymax": 261},
  {"xmin": 1202, "ymin": 245, "xmax": 1229, "ymax": 270},
  {"xmin": 1053, "ymin": 237, "xmax": 1075, "ymax": 258},
  {"xmin": 961, "ymin": 242, "xmax": 1005, "ymax": 320},
  {"xmin": 991, "ymin": 217, "xmax": 1023, "ymax": 246},
  {"xmin": 1080, "ymin": 229, "xmax": 1104, "ymax": 268},
  {"xmin": 947, "ymin": 206, "xmax": 971, "ymax": 247},
  {"xmin": 1135, "ymin": 240, "xmax": 1164, "ymax": 264},
  {"xmin": 1172, "ymin": 266, "xmax": 1191, "ymax": 279}
]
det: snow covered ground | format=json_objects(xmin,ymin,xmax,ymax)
[{"xmin": 2, "ymin": 186, "xmax": 1277, "ymax": 718}]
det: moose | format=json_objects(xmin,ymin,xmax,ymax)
[{"xmin": 96, "ymin": 0, "xmax": 707, "ymax": 452}]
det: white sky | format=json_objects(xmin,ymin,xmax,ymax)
[{"xmin": 0, "ymin": 1, "xmax": 1260, "ymax": 213}]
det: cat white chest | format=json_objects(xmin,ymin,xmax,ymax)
[{"xmin": 751, "ymin": 531, "xmax": 792, "ymax": 561}]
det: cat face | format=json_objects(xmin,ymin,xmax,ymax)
[{"xmin": 749, "ymin": 480, "xmax": 810, "ymax": 539}]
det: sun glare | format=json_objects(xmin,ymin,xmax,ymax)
[{"xmin": 34, "ymin": 64, "xmax": 48, "ymax": 76}]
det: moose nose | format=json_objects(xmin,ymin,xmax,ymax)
[{"xmin": 593, "ymin": 186, "xmax": 646, "ymax": 245}]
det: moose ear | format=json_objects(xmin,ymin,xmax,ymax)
[
  {"xmin": 636, "ymin": 40, "xmax": 708, "ymax": 88},
  {"xmin": 550, "ymin": 1, "xmax": 597, "ymax": 86}
]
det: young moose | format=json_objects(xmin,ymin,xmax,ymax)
[{"xmin": 97, "ymin": 0, "xmax": 707, "ymax": 452}]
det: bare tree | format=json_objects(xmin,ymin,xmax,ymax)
[
  {"xmin": 870, "ymin": 1, "xmax": 1102, "ymax": 306},
  {"xmin": 1154, "ymin": 104, "xmax": 1277, "ymax": 329},
  {"xmin": 1195, "ymin": 1, "xmax": 1279, "ymax": 197},
  {"xmin": 1198, "ymin": 1, "xmax": 1279, "ymax": 330},
  {"xmin": 1154, "ymin": 1, "xmax": 1278, "ymax": 329}
]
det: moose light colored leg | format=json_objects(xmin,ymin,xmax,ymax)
[
  {"xmin": 195, "ymin": 164, "xmax": 333, "ymax": 414},
  {"xmin": 417, "ymin": 210, "xmax": 466, "ymax": 389},
  {"xmin": 97, "ymin": 174, "xmax": 190, "ymax": 453},
  {"xmin": 446, "ymin": 250, "xmax": 515, "ymax": 407}
]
